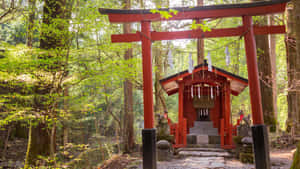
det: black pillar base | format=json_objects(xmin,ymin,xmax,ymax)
[
  {"xmin": 252, "ymin": 124, "xmax": 270, "ymax": 169},
  {"xmin": 142, "ymin": 129, "xmax": 157, "ymax": 169}
]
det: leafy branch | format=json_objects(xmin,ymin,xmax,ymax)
[
  {"xmin": 150, "ymin": 9, "xmax": 178, "ymax": 19},
  {"xmin": 190, "ymin": 20, "xmax": 211, "ymax": 32}
]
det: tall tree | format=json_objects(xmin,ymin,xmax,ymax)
[
  {"xmin": 26, "ymin": 0, "xmax": 73, "ymax": 164},
  {"xmin": 293, "ymin": 0, "xmax": 300, "ymax": 136},
  {"xmin": 122, "ymin": 0, "xmax": 135, "ymax": 153},
  {"xmin": 252, "ymin": 0, "xmax": 276, "ymax": 132},
  {"xmin": 286, "ymin": 0, "xmax": 300, "ymax": 135},
  {"xmin": 197, "ymin": 0, "xmax": 204, "ymax": 64},
  {"xmin": 153, "ymin": 0, "xmax": 167, "ymax": 115},
  {"xmin": 269, "ymin": 15, "xmax": 278, "ymax": 131},
  {"xmin": 26, "ymin": 0, "xmax": 36, "ymax": 48}
]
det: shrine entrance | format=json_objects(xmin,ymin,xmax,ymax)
[
  {"xmin": 160, "ymin": 61, "xmax": 248, "ymax": 149},
  {"xmin": 99, "ymin": 0, "xmax": 290, "ymax": 169}
]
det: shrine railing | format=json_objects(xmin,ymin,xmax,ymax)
[
  {"xmin": 164, "ymin": 112, "xmax": 187, "ymax": 148},
  {"xmin": 232, "ymin": 114, "xmax": 244, "ymax": 136},
  {"xmin": 220, "ymin": 118, "xmax": 225, "ymax": 147}
]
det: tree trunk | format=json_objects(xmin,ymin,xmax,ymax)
[
  {"xmin": 26, "ymin": 0, "xmax": 36, "ymax": 48},
  {"xmin": 153, "ymin": 1, "xmax": 166, "ymax": 115},
  {"xmin": 63, "ymin": 86, "xmax": 69, "ymax": 146},
  {"xmin": 24, "ymin": 121, "xmax": 32, "ymax": 169},
  {"xmin": 122, "ymin": 0, "xmax": 135, "ymax": 153},
  {"xmin": 1, "ymin": 125, "xmax": 11, "ymax": 159},
  {"xmin": 269, "ymin": 15, "xmax": 278, "ymax": 132},
  {"xmin": 291, "ymin": 142, "xmax": 300, "ymax": 169},
  {"xmin": 197, "ymin": 0, "xmax": 204, "ymax": 64},
  {"xmin": 27, "ymin": 0, "xmax": 73, "ymax": 164},
  {"xmin": 293, "ymin": 0, "xmax": 300, "ymax": 135},
  {"xmin": 252, "ymin": 0, "xmax": 276, "ymax": 132},
  {"xmin": 286, "ymin": 0, "xmax": 300, "ymax": 135},
  {"xmin": 27, "ymin": 122, "xmax": 52, "ymax": 164}
]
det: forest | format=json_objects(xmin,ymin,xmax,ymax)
[{"xmin": 0, "ymin": 0, "xmax": 300, "ymax": 168}]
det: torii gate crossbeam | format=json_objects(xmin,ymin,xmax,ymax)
[{"xmin": 99, "ymin": 1, "xmax": 290, "ymax": 169}]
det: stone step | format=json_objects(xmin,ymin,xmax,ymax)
[
  {"xmin": 189, "ymin": 131, "xmax": 218, "ymax": 136},
  {"xmin": 178, "ymin": 150, "xmax": 232, "ymax": 158},
  {"xmin": 193, "ymin": 121, "xmax": 214, "ymax": 128},
  {"xmin": 189, "ymin": 128, "xmax": 219, "ymax": 135},
  {"xmin": 186, "ymin": 144, "xmax": 221, "ymax": 148},
  {"xmin": 187, "ymin": 135, "xmax": 221, "ymax": 144},
  {"xmin": 189, "ymin": 131, "xmax": 219, "ymax": 136},
  {"xmin": 177, "ymin": 147, "xmax": 226, "ymax": 152}
]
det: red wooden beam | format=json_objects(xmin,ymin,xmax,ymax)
[
  {"xmin": 111, "ymin": 25, "xmax": 285, "ymax": 43},
  {"xmin": 102, "ymin": 2, "xmax": 287, "ymax": 23},
  {"xmin": 141, "ymin": 21, "xmax": 154, "ymax": 129},
  {"xmin": 160, "ymin": 66, "xmax": 248, "ymax": 87},
  {"xmin": 242, "ymin": 16, "xmax": 264, "ymax": 125}
]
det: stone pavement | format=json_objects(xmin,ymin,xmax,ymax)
[
  {"xmin": 127, "ymin": 147, "xmax": 292, "ymax": 169},
  {"xmin": 157, "ymin": 156, "xmax": 254, "ymax": 169}
]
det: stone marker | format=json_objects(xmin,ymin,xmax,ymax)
[{"xmin": 157, "ymin": 140, "xmax": 172, "ymax": 161}]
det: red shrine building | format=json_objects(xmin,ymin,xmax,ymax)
[{"xmin": 160, "ymin": 61, "xmax": 248, "ymax": 149}]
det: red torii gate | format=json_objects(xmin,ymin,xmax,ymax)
[{"xmin": 99, "ymin": 0, "xmax": 290, "ymax": 169}]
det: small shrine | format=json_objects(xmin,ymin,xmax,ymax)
[{"xmin": 160, "ymin": 61, "xmax": 248, "ymax": 149}]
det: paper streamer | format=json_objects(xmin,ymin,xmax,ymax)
[
  {"xmin": 207, "ymin": 52, "xmax": 212, "ymax": 72},
  {"xmin": 198, "ymin": 85, "xmax": 200, "ymax": 98},
  {"xmin": 225, "ymin": 46, "xmax": 230, "ymax": 66},
  {"xmin": 188, "ymin": 53, "xmax": 194, "ymax": 73},
  {"xmin": 168, "ymin": 49, "xmax": 174, "ymax": 69}
]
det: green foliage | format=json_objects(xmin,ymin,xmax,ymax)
[
  {"xmin": 191, "ymin": 20, "xmax": 211, "ymax": 32},
  {"xmin": 150, "ymin": 9, "xmax": 178, "ymax": 19},
  {"xmin": 291, "ymin": 142, "xmax": 300, "ymax": 169}
]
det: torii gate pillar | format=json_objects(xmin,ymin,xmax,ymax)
[
  {"xmin": 243, "ymin": 16, "xmax": 270, "ymax": 169},
  {"xmin": 140, "ymin": 21, "xmax": 157, "ymax": 169}
]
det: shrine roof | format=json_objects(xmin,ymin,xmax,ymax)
[{"xmin": 160, "ymin": 61, "xmax": 248, "ymax": 96}]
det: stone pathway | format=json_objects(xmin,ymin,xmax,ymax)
[
  {"xmin": 157, "ymin": 156, "xmax": 254, "ymax": 169},
  {"xmin": 178, "ymin": 150, "xmax": 232, "ymax": 158},
  {"xmin": 127, "ymin": 148, "xmax": 293, "ymax": 169},
  {"xmin": 156, "ymin": 147, "xmax": 253, "ymax": 169}
]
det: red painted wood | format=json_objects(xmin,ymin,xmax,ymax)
[
  {"xmin": 182, "ymin": 72, "xmax": 225, "ymax": 131},
  {"xmin": 242, "ymin": 16, "xmax": 264, "ymax": 125},
  {"xmin": 254, "ymin": 25, "xmax": 286, "ymax": 35},
  {"xmin": 220, "ymin": 118, "xmax": 225, "ymax": 148},
  {"xmin": 107, "ymin": 3, "xmax": 286, "ymax": 23},
  {"xmin": 175, "ymin": 124, "xmax": 179, "ymax": 145},
  {"xmin": 141, "ymin": 21, "xmax": 154, "ymax": 129},
  {"xmin": 183, "ymin": 118, "xmax": 187, "ymax": 146},
  {"xmin": 178, "ymin": 82, "xmax": 184, "ymax": 144},
  {"xmin": 111, "ymin": 25, "xmax": 285, "ymax": 43},
  {"xmin": 225, "ymin": 81, "xmax": 232, "ymax": 146},
  {"xmin": 160, "ymin": 66, "xmax": 248, "ymax": 87}
]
